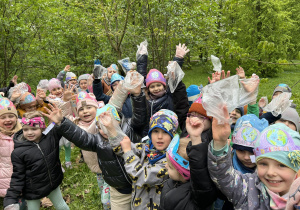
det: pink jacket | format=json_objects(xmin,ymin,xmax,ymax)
[{"xmin": 0, "ymin": 132, "xmax": 14, "ymax": 197}]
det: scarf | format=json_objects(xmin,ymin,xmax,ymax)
[
  {"xmin": 264, "ymin": 184, "xmax": 287, "ymax": 209},
  {"xmin": 74, "ymin": 117, "xmax": 94, "ymax": 127},
  {"xmin": 0, "ymin": 121, "xmax": 22, "ymax": 136},
  {"xmin": 232, "ymin": 149, "xmax": 255, "ymax": 174},
  {"xmin": 149, "ymin": 90, "xmax": 167, "ymax": 100},
  {"xmin": 144, "ymin": 140, "xmax": 166, "ymax": 165}
]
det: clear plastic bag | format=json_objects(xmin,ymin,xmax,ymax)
[
  {"xmin": 202, "ymin": 75, "xmax": 239, "ymax": 124},
  {"xmin": 136, "ymin": 40, "xmax": 148, "ymax": 61},
  {"xmin": 94, "ymin": 64, "xmax": 107, "ymax": 79},
  {"xmin": 8, "ymin": 82, "xmax": 29, "ymax": 103},
  {"xmin": 167, "ymin": 61, "xmax": 185, "ymax": 93},
  {"xmin": 118, "ymin": 57, "xmax": 137, "ymax": 74},
  {"xmin": 238, "ymin": 74, "xmax": 259, "ymax": 107},
  {"xmin": 211, "ymin": 55, "xmax": 222, "ymax": 72},
  {"xmin": 108, "ymin": 81, "xmax": 128, "ymax": 112},
  {"xmin": 263, "ymin": 92, "xmax": 292, "ymax": 117},
  {"xmin": 37, "ymin": 79, "xmax": 49, "ymax": 92},
  {"xmin": 123, "ymin": 71, "xmax": 144, "ymax": 90}
]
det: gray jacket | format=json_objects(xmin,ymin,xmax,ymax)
[{"xmin": 208, "ymin": 142, "xmax": 271, "ymax": 210}]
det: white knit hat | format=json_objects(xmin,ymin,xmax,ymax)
[{"xmin": 66, "ymin": 72, "xmax": 77, "ymax": 83}]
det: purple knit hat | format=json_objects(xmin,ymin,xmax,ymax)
[{"xmin": 145, "ymin": 69, "xmax": 166, "ymax": 88}]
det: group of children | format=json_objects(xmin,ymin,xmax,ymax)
[{"xmin": 0, "ymin": 41, "xmax": 300, "ymax": 210}]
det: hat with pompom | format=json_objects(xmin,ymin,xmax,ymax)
[
  {"xmin": 0, "ymin": 97, "xmax": 18, "ymax": 117},
  {"xmin": 48, "ymin": 78, "xmax": 62, "ymax": 92},
  {"xmin": 145, "ymin": 69, "xmax": 166, "ymax": 88}
]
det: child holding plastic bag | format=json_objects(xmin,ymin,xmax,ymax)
[
  {"xmin": 43, "ymin": 80, "xmax": 147, "ymax": 210},
  {"xmin": 208, "ymin": 105, "xmax": 300, "ymax": 209},
  {"xmin": 159, "ymin": 113, "xmax": 218, "ymax": 210},
  {"xmin": 136, "ymin": 41, "xmax": 190, "ymax": 135},
  {"xmin": 3, "ymin": 111, "xmax": 69, "ymax": 210},
  {"xmin": 99, "ymin": 109, "xmax": 178, "ymax": 210}
]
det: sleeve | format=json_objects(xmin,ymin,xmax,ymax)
[
  {"xmin": 172, "ymin": 57, "xmax": 184, "ymax": 68},
  {"xmin": 123, "ymin": 149, "xmax": 168, "ymax": 187},
  {"xmin": 93, "ymin": 79, "xmax": 111, "ymax": 104},
  {"xmin": 130, "ymin": 92, "xmax": 148, "ymax": 134},
  {"xmin": 3, "ymin": 152, "xmax": 26, "ymax": 207},
  {"xmin": 260, "ymin": 112, "xmax": 281, "ymax": 124},
  {"xmin": 56, "ymin": 70, "xmax": 66, "ymax": 88},
  {"xmin": 187, "ymin": 141, "xmax": 218, "ymax": 208},
  {"xmin": 207, "ymin": 141, "xmax": 249, "ymax": 208},
  {"xmin": 247, "ymin": 103, "xmax": 259, "ymax": 117},
  {"xmin": 136, "ymin": 54, "xmax": 148, "ymax": 82},
  {"xmin": 56, "ymin": 118, "xmax": 99, "ymax": 152}
]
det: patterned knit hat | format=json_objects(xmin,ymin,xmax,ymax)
[
  {"xmin": 20, "ymin": 92, "xmax": 36, "ymax": 105},
  {"xmin": 280, "ymin": 107, "xmax": 299, "ymax": 131},
  {"xmin": 186, "ymin": 85, "xmax": 201, "ymax": 106},
  {"xmin": 0, "ymin": 97, "xmax": 18, "ymax": 117},
  {"xmin": 254, "ymin": 123, "xmax": 300, "ymax": 172},
  {"xmin": 66, "ymin": 72, "xmax": 77, "ymax": 83},
  {"xmin": 76, "ymin": 91, "xmax": 98, "ymax": 111},
  {"xmin": 272, "ymin": 84, "xmax": 292, "ymax": 97},
  {"xmin": 95, "ymin": 104, "xmax": 120, "ymax": 123},
  {"xmin": 145, "ymin": 69, "xmax": 166, "ymax": 88},
  {"xmin": 107, "ymin": 64, "xmax": 119, "ymax": 72},
  {"xmin": 232, "ymin": 114, "xmax": 269, "ymax": 149},
  {"xmin": 148, "ymin": 109, "xmax": 178, "ymax": 139},
  {"xmin": 48, "ymin": 78, "xmax": 62, "ymax": 92},
  {"xmin": 188, "ymin": 93, "xmax": 211, "ymax": 119}
]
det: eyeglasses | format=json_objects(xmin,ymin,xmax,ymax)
[{"xmin": 187, "ymin": 113, "xmax": 208, "ymax": 122}]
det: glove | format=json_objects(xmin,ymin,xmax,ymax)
[
  {"xmin": 4, "ymin": 204, "xmax": 20, "ymax": 210},
  {"xmin": 175, "ymin": 43, "xmax": 190, "ymax": 58}
]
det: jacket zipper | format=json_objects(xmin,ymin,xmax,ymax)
[
  {"xmin": 151, "ymin": 100, "xmax": 154, "ymax": 117},
  {"xmin": 116, "ymin": 156, "xmax": 132, "ymax": 185},
  {"xmin": 35, "ymin": 143, "xmax": 53, "ymax": 187}
]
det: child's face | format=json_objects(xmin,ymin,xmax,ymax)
[
  {"xmin": 230, "ymin": 108, "xmax": 242, "ymax": 124},
  {"xmin": 275, "ymin": 119, "xmax": 297, "ymax": 131},
  {"xmin": 111, "ymin": 81, "xmax": 120, "ymax": 92},
  {"xmin": 272, "ymin": 91, "xmax": 282, "ymax": 99},
  {"xmin": 189, "ymin": 111, "xmax": 211, "ymax": 131},
  {"xmin": 148, "ymin": 82, "xmax": 165, "ymax": 95},
  {"xmin": 22, "ymin": 102, "xmax": 37, "ymax": 112},
  {"xmin": 23, "ymin": 125, "xmax": 43, "ymax": 143},
  {"xmin": 236, "ymin": 150, "xmax": 256, "ymax": 168},
  {"xmin": 151, "ymin": 128, "xmax": 172, "ymax": 151},
  {"xmin": 0, "ymin": 113, "xmax": 17, "ymax": 131},
  {"xmin": 78, "ymin": 105, "xmax": 97, "ymax": 123},
  {"xmin": 166, "ymin": 154, "xmax": 186, "ymax": 183},
  {"xmin": 79, "ymin": 80, "xmax": 88, "ymax": 90},
  {"xmin": 51, "ymin": 87, "xmax": 63, "ymax": 97},
  {"xmin": 107, "ymin": 69, "xmax": 117, "ymax": 80},
  {"xmin": 68, "ymin": 79, "xmax": 77, "ymax": 86},
  {"xmin": 257, "ymin": 158, "xmax": 296, "ymax": 196}
]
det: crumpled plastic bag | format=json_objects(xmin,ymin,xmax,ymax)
[
  {"xmin": 167, "ymin": 61, "xmax": 185, "ymax": 93},
  {"xmin": 94, "ymin": 64, "xmax": 107, "ymax": 79},
  {"xmin": 8, "ymin": 82, "xmax": 29, "ymax": 103},
  {"xmin": 123, "ymin": 71, "xmax": 144, "ymax": 90},
  {"xmin": 263, "ymin": 92, "xmax": 292, "ymax": 117},
  {"xmin": 211, "ymin": 55, "xmax": 222, "ymax": 72},
  {"xmin": 238, "ymin": 74, "xmax": 259, "ymax": 107},
  {"xmin": 136, "ymin": 40, "xmax": 148, "ymax": 61},
  {"xmin": 37, "ymin": 79, "xmax": 49, "ymax": 92},
  {"xmin": 108, "ymin": 81, "xmax": 128, "ymax": 112},
  {"xmin": 202, "ymin": 75, "xmax": 239, "ymax": 124},
  {"xmin": 118, "ymin": 57, "xmax": 137, "ymax": 74}
]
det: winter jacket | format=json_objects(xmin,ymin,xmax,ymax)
[
  {"xmin": 159, "ymin": 139, "xmax": 217, "ymax": 210},
  {"xmin": 0, "ymin": 132, "xmax": 14, "ymax": 197},
  {"xmin": 110, "ymin": 138, "xmax": 169, "ymax": 210},
  {"xmin": 3, "ymin": 127, "xmax": 64, "ymax": 207},
  {"xmin": 93, "ymin": 79, "xmax": 133, "ymax": 118},
  {"xmin": 0, "ymin": 81, "xmax": 15, "ymax": 98},
  {"xmin": 208, "ymin": 142, "xmax": 271, "ymax": 210},
  {"xmin": 56, "ymin": 92, "xmax": 147, "ymax": 194}
]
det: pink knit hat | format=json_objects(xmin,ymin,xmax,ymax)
[
  {"xmin": 48, "ymin": 78, "xmax": 62, "ymax": 92},
  {"xmin": 76, "ymin": 91, "xmax": 98, "ymax": 111},
  {"xmin": 145, "ymin": 69, "xmax": 166, "ymax": 88}
]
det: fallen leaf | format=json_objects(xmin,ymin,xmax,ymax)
[{"xmin": 41, "ymin": 197, "xmax": 53, "ymax": 207}]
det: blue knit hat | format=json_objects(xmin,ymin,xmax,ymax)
[
  {"xmin": 186, "ymin": 85, "xmax": 202, "ymax": 106},
  {"xmin": 110, "ymin": 73, "xmax": 124, "ymax": 86}
]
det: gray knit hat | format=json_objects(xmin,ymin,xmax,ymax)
[
  {"xmin": 280, "ymin": 107, "xmax": 300, "ymax": 131},
  {"xmin": 78, "ymin": 74, "xmax": 90, "ymax": 83},
  {"xmin": 272, "ymin": 84, "xmax": 292, "ymax": 97}
]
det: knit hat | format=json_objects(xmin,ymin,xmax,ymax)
[
  {"xmin": 188, "ymin": 93, "xmax": 211, "ymax": 119},
  {"xmin": 145, "ymin": 69, "xmax": 166, "ymax": 88},
  {"xmin": 148, "ymin": 109, "xmax": 178, "ymax": 139},
  {"xmin": 48, "ymin": 78, "xmax": 62, "ymax": 92},
  {"xmin": 186, "ymin": 85, "xmax": 201, "ymax": 106},
  {"xmin": 107, "ymin": 64, "xmax": 119, "ymax": 72},
  {"xmin": 66, "ymin": 72, "xmax": 77, "ymax": 83},
  {"xmin": 280, "ymin": 107, "xmax": 299, "ymax": 131},
  {"xmin": 20, "ymin": 92, "xmax": 36, "ymax": 105},
  {"xmin": 272, "ymin": 84, "xmax": 292, "ymax": 97},
  {"xmin": 95, "ymin": 104, "xmax": 120, "ymax": 123},
  {"xmin": 254, "ymin": 123, "xmax": 300, "ymax": 172},
  {"xmin": 110, "ymin": 73, "xmax": 124, "ymax": 86},
  {"xmin": 78, "ymin": 74, "xmax": 90, "ymax": 83},
  {"xmin": 76, "ymin": 91, "xmax": 98, "ymax": 111},
  {"xmin": 235, "ymin": 107, "xmax": 244, "ymax": 116},
  {"xmin": 232, "ymin": 114, "xmax": 269, "ymax": 150},
  {"xmin": 0, "ymin": 97, "xmax": 18, "ymax": 117}
]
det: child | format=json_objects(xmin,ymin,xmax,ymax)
[
  {"xmin": 208, "ymin": 106, "xmax": 300, "ymax": 209},
  {"xmin": 159, "ymin": 113, "xmax": 218, "ymax": 210},
  {"xmin": 274, "ymin": 107, "xmax": 299, "ymax": 131},
  {"xmin": 186, "ymin": 84, "xmax": 201, "ymax": 107},
  {"xmin": 103, "ymin": 64, "xmax": 118, "ymax": 96},
  {"xmin": 47, "ymin": 78, "xmax": 64, "ymax": 100},
  {"xmin": 77, "ymin": 74, "xmax": 90, "ymax": 93},
  {"xmin": 56, "ymin": 65, "xmax": 78, "ymax": 89},
  {"xmin": 3, "ymin": 111, "xmax": 69, "ymax": 210},
  {"xmin": 101, "ymin": 109, "xmax": 178, "ymax": 210},
  {"xmin": 0, "ymin": 98, "xmax": 22, "ymax": 199}
]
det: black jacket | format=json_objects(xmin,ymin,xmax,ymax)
[
  {"xmin": 4, "ymin": 127, "xmax": 63, "ymax": 207},
  {"xmin": 159, "ymin": 141, "xmax": 218, "ymax": 210},
  {"xmin": 0, "ymin": 81, "xmax": 15, "ymax": 97},
  {"xmin": 57, "ymin": 92, "xmax": 147, "ymax": 194}
]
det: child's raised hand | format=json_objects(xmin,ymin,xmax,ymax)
[
  {"xmin": 36, "ymin": 89, "xmax": 46, "ymax": 100},
  {"xmin": 11, "ymin": 75, "xmax": 18, "ymax": 85},
  {"xmin": 186, "ymin": 117, "xmax": 204, "ymax": 138},
  {"xmin": 212, "ymin": 105, "xmax": 231, "ymax": 150},
  {"xmin": 99, "ymin": 111, "xmax": 114, "ymax": 129},
  {"xmin": 221, "ymin": 70, "xmax": 230, "ymax": 79},
  {"xmin": 240, "ymin": 74, "xmax": 259, "ymax": 93},
  {"xmin": 258, "ymin": 97, "xmax": 267, "ymax": 108},
  {"xmin": 63, "ymin": 85, "xmax": 75, "ymax": 102},
  {"xmin": 64, "ymin": 65, "xmax": 71, "ymax": 72},
  {"xmin": 43, "ymin": 103, "xmax": 63, "ymax": 124},
  {"xmin": 235, "ymin": 66, "xmax": 245, "ymax": 79},
  {"xmin": 175, "ymin": 43, "xmax": 190, "ymax": 58},
  {"xmin": 10, "ymin": 90, "xmax": 21, "ymax": 102},
  {"xmin": 120, "ymin": 136, "xmax": 132, "ymax": 153}
]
